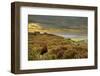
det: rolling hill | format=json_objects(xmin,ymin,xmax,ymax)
[{"xmin": 28, "ymin": 32, "xmax": 88, "ymax": 60}]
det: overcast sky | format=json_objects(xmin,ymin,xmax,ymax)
[{"xmin": 28, "ymin": 15, "xmax": 88, "ymax": 30}]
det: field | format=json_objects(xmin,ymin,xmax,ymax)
[{"xmin": 28, "ymin": 32, "xmax": 88, "ymax": 60}]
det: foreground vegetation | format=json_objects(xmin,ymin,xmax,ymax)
[{"xmin": 28, "ymin": 32, "xmax": 88, "ymax": 60}]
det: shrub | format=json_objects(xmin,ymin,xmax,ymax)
[{"xmin": 63, "ymin": 49, "xmax": 77, "ymax": 59}]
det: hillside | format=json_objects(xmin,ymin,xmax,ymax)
[{"xmin": 28, "ymin": 32, "xmax": 88, "ymax": 60}]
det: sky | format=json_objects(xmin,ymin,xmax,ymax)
[
  {"xmin": 28, "ymin": 15, "xmax": 88, "ymax": 29},
  {"xmin": 28, "ymin": 15, "xmax": 88, "ymax": 37}
]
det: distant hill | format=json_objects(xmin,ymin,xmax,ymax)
[{"xmin": 28, "ymin": 32, "xmax": 64, "ymax": 41}]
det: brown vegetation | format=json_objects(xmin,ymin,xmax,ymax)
[{"xmin": 28, "ymin": 32, "xmax": 88, "ymax": 60}]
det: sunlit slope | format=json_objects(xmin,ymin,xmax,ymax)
[{"xmin": 28, "ymin": 32, "xmax": 88, "ymax": 60}]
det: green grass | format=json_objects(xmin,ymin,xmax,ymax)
[{"xmin": 28, "ymin": 32, "xmax": 88, "ymax": 60}]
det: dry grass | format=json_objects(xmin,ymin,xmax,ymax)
[{"xmin": 28, "ymin": 32, "xmax": 88, "ymax": 60}]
